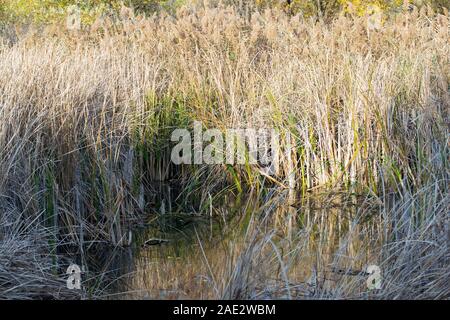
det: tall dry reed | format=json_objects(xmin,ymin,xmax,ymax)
[{"xmin": 0, "ymin": 4, "xmax": 448, "ymax": 299}]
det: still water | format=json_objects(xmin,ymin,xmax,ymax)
[{"xmin": 67, "ymin": 194, "xmax": 381, "ymax": 299}]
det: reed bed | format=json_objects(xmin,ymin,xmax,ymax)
[
  {"xmin": 0, "ymin": 208, "xmax": 82, "ymax": 299},
  {"xmin": 0, "ymin": 4, "xmax": 448, "ymax": 299}
]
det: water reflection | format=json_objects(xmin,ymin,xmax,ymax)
[{"xmin": 76, "ymin": 193, "xmax": 382, "ymax": 299}]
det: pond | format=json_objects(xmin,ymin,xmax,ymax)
[{"xmin": 64, "ymin": 193, "xmax": 382, "ymax": 299}]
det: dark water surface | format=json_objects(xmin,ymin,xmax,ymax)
[{"xmin": 64, "ymin": 194, "xmax": 381, "ymax": 299}]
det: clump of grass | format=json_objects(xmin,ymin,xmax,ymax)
[{"xmin": 0, "ymin": 207, "xmax": 82, "ymax": 299}]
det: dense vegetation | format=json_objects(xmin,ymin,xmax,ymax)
[
  {"xmin": 0, "ymin": 0, "xmax": 448, "ymax": 299},
  {"xmin": 1, "ymin": 0, "xmax": 449, "ymax": 25}
]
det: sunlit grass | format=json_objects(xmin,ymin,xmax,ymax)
[{"xmin": 0, "ymin": 3, "xmax": 448, "ymax": 299}]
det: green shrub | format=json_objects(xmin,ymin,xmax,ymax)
[{"xmin": 0, "ymin": 0, "xmax": 448, "ymax": 26}]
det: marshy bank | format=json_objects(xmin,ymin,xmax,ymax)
[{"xmin": 0, "ymin": 5, "xmax": 448, "ymax": 299}]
